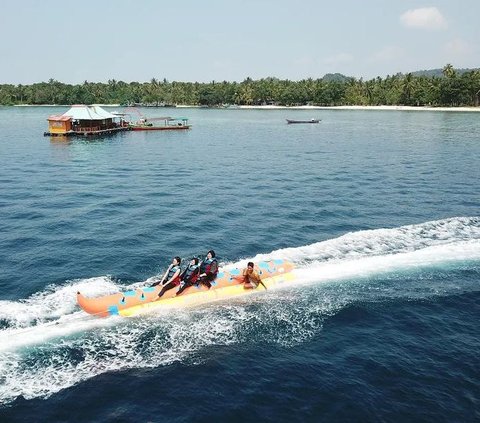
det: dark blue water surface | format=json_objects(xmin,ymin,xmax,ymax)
[{"xmin": 0, "ymin": 106, "xmax": 479, "ymax": 422}]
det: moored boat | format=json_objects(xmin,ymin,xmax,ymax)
[
  {"xmin": 129, "ymin": 117, "xmax": 191, "ymax": 131},
  {"xmin": 77, "ymin": 259, "xmax": 295, "ymax": 318},
  {"xmin": 286, "ymin": 118, "xmax": 320, "ymax": 124}
]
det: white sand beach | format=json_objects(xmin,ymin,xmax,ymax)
[
  {"xmin": 237, "ymin": 105, "xmax": 480, "ymax": 112},
  {"xmin": 12, "ymin": 104, "xmax": 480, "ymax": 112}
]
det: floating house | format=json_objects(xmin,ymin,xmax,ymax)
[{"xmin": 45, "ymin": 105, "xmax": 129, "ymax": 137}]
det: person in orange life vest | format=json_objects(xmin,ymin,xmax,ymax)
[
  {"xmin": 197, "ymin": 250, "xmax": 218, "ymax": 289},
  {"xmin": 157, "ymin": 256, "xmax": 182, "ymax": 298},
  {"xmin": 238, "ymin": 262, "xmax": 267, "ymax": 290},
  {"xmin": 175, "ymin": 257, "xmax": 200, "ymax": 296}
]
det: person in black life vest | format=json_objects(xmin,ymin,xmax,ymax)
[
  {"xmin": 175, "ymin": 257, "xmax": 200, "ymax": 296},
  {"xmin": 197, "ymin": 250, "xmax": 218, "ymax": 289},
  {"xmin": 157, "ymin": 256, "xmax": 182, "ymax": 298}
]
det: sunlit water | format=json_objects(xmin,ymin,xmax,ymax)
[{"xmin": 0, "ymin": 106, "xmax": 479, "ymax": 421}]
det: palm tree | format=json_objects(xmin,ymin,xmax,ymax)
[
  {"xmin": 400, "ymin": 73, "xmax": 415, "ymax": 105},
  {"xmin": 442, "ymin": 63, "xmax": 456, "ymax": 78}
]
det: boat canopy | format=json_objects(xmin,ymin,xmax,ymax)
[{"xmin": 148, "ymin": 116, "xmax": 172, "ymax": 121}]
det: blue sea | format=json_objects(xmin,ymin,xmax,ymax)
[{"xmin": 0, "ymin": 106, "xmax": 479, "ymax": 422}]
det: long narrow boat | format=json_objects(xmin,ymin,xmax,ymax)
[
  {"xmin": 77, "ymin": 259, "xmax": 295, "ymax": 318},
  {"xmin": 129, "ymin": 117, "xmax": 191, "ymax": 131},
  {"xmin": 286, "ymin": 118, "xmax": 320, "ymax": 124}
]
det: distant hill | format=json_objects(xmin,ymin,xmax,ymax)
[
  {"xmin": 322, "ymin": 73, "xmax": 349, "ymax": 82},
  {"xmin": 320, "ymin": 68, "xmax": 479, "ymax": 82},
  {"xmin": 410, "ymin": 67, "xmax": 479, "ymax": 77}
]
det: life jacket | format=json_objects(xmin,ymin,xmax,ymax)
[
  {"xmin": 200, "ymin": 258, "xmax": 218, "ymax": 276},
  {"xmin": 166, "ymin": 265, "xmax": 181, "ymax": 285},
  {"xmin": 182, "ymin": 264, "xmax": 199, "ymax": 283}
]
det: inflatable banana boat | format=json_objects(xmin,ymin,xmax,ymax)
[{"xmin": 77, "ymin": 259, "xmax": 295, "ymax": 318}]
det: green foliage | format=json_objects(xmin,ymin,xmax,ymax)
[{"xmin": 1, "ymin": 65, "xmax": 479, "ymax": 107}]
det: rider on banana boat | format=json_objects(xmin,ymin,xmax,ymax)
[
  {"xmin": 175, "ymin": 250, "xmax": 218, "ymax": 296},
  {"xmin": 196, "ymin": 250, "xmax": 218, "ymax": 289},
  {"xmin": 155, "ymin": 256, "xmax": 182, "ymax": 298},
  {"xmin": 175, "ymin": 257, "xmax": 200, "ymax": 296},
  {"xmin": 241, "ymin": 261, "xmax": 267, "ymax": 290}
]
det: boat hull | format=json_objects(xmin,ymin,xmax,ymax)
[
  {"xmin": 130, "ymin": 125, "xmax": 191, "ymax": 131},
  {"xmin": 77, "ymin": 259, "xmax": 295, "ymax": 318},
  {"xmin": 286, "ymin": 119, "xmax": 320, "ymax": 124}
]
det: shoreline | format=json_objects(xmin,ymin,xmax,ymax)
[
  {"xmin": 236, "ymin": 105, "xmax": 480, "ymax": 112},
  {"xmin": 10, "ymin": 104, "xmax": 480, "ymax": 112},
  {"xmin": 12, "ymin": 104, "xmax": 121, "ymax": 107}
]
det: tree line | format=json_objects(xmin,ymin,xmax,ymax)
[{"xmin": 1, "ymin": 64, "xmax": 479, "ymax": 107}]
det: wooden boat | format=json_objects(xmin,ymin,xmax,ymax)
[
  {"xmin": 286, "ymin": 118, "xmax": 320, "ymax": 124},
  {"xmin": 129, "ymin": 117, "xmax": 191, "ymax": 131},
  {"xmin": 77, "ymin": 259, "xmax": 295, "ymax": 318}
]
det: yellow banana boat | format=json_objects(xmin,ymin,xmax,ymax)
[{"xmin": 77, "ymin": 259, "xmax": 295, "ymax": 318}]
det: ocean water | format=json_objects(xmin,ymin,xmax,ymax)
[{"xmin": 0, "ymin": 106, "xmax": 479, "ymax": 422}]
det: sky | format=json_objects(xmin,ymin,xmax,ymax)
[{"xmin": 0, "ymin": 0, "xmax": 478, "ymax": 84}]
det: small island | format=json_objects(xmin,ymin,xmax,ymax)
[{"xmin": 2, "ymin": 64, "xmax": 479, "ymax": 109}]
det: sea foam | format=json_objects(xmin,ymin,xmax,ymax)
[{"xmin": 0, "ymin": 217, "xmax": 478, "ymax": 404}]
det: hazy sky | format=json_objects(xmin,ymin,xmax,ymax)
[{"xmin": 1, "ymin": 0, "xmax": 478, "ymax": 84}]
